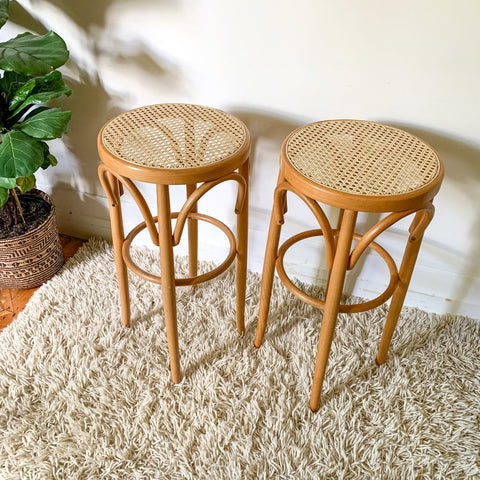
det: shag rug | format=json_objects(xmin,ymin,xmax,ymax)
[{"xmin": 0, "ymin": 238, "xmax": 479, "ymax": 479}]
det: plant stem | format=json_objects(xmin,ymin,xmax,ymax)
[{"xmin": 10, "ymin": 189, "xmax": 25, "ymax": 224}]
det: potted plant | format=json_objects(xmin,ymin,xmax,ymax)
[{"xmin": 0, "ymin": 0, "xmax": 71, "ymax": 289}]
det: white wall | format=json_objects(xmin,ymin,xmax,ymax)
[{"xmin": 7, "ymin": 0, "xmax": 480, "ymax": 319}]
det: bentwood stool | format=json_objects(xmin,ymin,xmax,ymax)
[
  {"xmin": 254, "ymin": 120, "xmax": 443, "ymax": 411},
  {"xmin": 97, "ymin": 103, "xmax": 250, "ymax": 383}
]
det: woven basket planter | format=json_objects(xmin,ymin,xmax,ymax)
[{"xmin": 0, "ymin": 190, "xmax": 64, "ymax": 289}]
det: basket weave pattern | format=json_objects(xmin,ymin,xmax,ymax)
[
  {"xmin": 101, "ymin": 104, "xmax": 247, "ymax": 169},
  {"xmin": 286, "ymin": 120, "xmax": 441, "ymax": 196},
  {"xmin": 0, "ymin": 191, "xmax": 64, "ymax": 289}
]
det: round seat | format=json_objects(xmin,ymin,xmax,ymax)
[
  {"xmin": 282, "ymin": 120, "xmax": 443, "ymax": 212},
  {"xmin": 98, "ymin": 103, "xmax": 250, "ymax": 184}
]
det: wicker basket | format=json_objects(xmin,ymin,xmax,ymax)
[{"xmin": 0, "ymin": 190, "xmax": 64, "ymax": 289}]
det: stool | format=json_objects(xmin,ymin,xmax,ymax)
[
  {"xmin": 97, "ymin": 104, "xmax": 250, "ymax": 383},
  {"xmin": 254, "ymin": 120, "xmax": 444, "ymax": 411}
]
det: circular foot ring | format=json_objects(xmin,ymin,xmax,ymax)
[
  {"xmin": 276, "ymin": 229, "xmax": 399, "ymax": 313},
  {"xmin": 122, "ymin": 212, "xmax": 236, "ymax": 286}
]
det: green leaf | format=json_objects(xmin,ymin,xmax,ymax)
[
  {"xmin": 0, "ymin": 71, "xmax": 28, "ymax": 97},
  {"xmin": 0, "ymin": 31, "xmax": 69, "ymax": 75},
  {"xmin": 0, "ymin": 186, "xmax": 9, "ymax": 208},
  {"xmin": 47, "ymin": 153, "xmax": 57, "ymax": 167},
  {"xmin": 16, "ymin": 174, "xmax": 35, "ymax": 193},
  {"xmin": 0, "ymin": 131, "xmax": 44, "ymax": 178},
  {"xmin": 8, "ymin": 78, "xmax": 36, "ymax": 111},
  {"xmin": 0, "ymin": 176, "xmax": 16, "ymax": 188},
  {"xmin": 10, "ymin": 70, "xmax": 71, "ymax": 116},
  {"xmin": 0, "ymin": 0, "xmax": 9, "ymax": 30},
  {"xmin": 16, "ymin": 107, "xmax": 71, "ymax": 140},
  {"xmin": 37, "ymin": 141, "xmax": 57, "ymax": 169}
]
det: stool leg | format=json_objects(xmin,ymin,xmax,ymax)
[
  {"xmin": 324, "ymin": 209, "xmax": 345, "ymax": 293},
  {"xmin": 104, "ymin": 172, "xmax": 131, "ymax": 327},
  {"xmin": 186, "ymin": 183, "xmax": 198, "ymax": 279},
  {"xmin": 157, "ymin": 184, "xmax": 181, "ymax": 383},
  {"xmin": 236, "ymin": 159, "xmax": 249, "ymax": 335},
  {"xmin": 254, "ymin": 181, "xmax": 285, "ymax": 348},
  {"xmin": 377, "ymin": 212, "xmax": 427, "ymax": 365},
  {"xmin": 310, "ymin": 209, "xmax": 357, "ymax": 411}
]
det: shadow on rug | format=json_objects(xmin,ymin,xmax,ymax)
[{"xmin": 0, "ymin": 237, "xmax": 479, "ymax": 479}]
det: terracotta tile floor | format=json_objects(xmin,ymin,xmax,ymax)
[{"xmin": 0, "ymin": 235, "xmax": 85, "ymax": 330}]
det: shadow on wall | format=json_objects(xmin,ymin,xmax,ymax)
[
  {"xmin": 229, "ymin": 107, "xmax": 307, "ymax": 218},
  {"xmin": 387, "ymin": 123, "xmax": 480, "ymax": 316},
  {"xmin": 10, "ymin": 0, "xmax": 185, "ymax": 237},
  {"xmin": 32, "ymin": 0, "xmax": 179, "ymax": 28},
  {"xmin": 15, "ymin": 0, "xmax": 125, "ymax": 31},
  {"xmin": 9, "ymin": 0, "xmax": 122, "ymax": 173}
]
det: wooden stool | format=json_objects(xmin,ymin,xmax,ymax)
[
  {"xmin": 97, "ymin": 104, "xmax": 250, "ymax": 383},
  {"xmin": 254, "ymin": 120, "xmax": 444, "ymax": 411}
]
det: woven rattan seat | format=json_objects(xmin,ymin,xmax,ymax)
[
  {"xmin": 101, "ymin": 104, "xmax": 248, "ymax": 170},
  {"xmin": 285, "ymin": 120, "xmax": 441, "ymax": 197},
  {"xmin": 255, "ymin": 119, "xmax": 444, "ymax": 412},
  {"xmin": 98, "ymin": 104, "xmax": 250, "ymax": 384}
]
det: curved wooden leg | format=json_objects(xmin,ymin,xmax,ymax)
[
  {"xmin": 186, "ymin": 183, "xmax": 198, "ymax": 279},
  {"xmin": 310, "ymin": 209, "xmax": 357, "ymax": 412},
  {"xmin": 254, "ymin": 175, "xmax": 286, "ymax": 348},
  {"xmin": 101, "ymin": 169, "xmax": 131, "ymax": 327},
  {"xmin": 235, "ymin": 159, "xmax": 249, "ymax": 335},
  {"xmin": 157, "ymin": 184, "xmax": 181, "ymax": 383},
  {"xmin": 377, "ymin": 211, "xmax": 429, "ymax": 365}
]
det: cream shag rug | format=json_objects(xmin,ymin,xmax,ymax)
[{"xmin": 0, "ymin": 237, "xmax": 479, "ymax": 479}]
